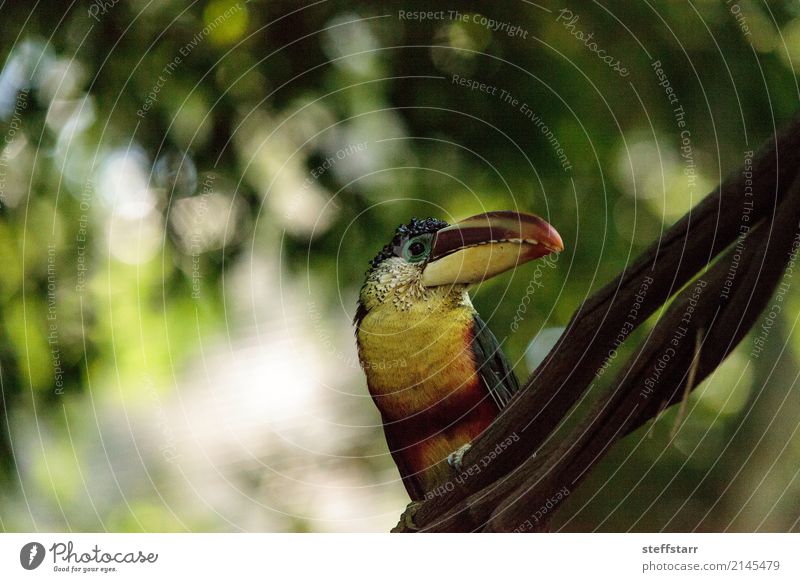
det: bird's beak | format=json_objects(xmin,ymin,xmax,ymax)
[{"xmin": 421, "ymin": 211, "xmax": 564, "ymax": 287}]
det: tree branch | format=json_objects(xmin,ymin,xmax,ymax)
[{"xmin": 393, "ymin": 113, "xmax": 800, "ymax": 532}]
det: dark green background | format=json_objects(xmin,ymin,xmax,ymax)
[{"xmin": 0, "ymin": 0, "xmax": 798, "ymax": 531}]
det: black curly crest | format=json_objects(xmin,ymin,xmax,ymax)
[{"xmin": 369, "ymin": 217, "xmax": 449, "ymax": 269}]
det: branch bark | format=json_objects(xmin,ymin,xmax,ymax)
[{"xmin": 393, "ymin": 113, "xmax": 800, "ymax": 532}]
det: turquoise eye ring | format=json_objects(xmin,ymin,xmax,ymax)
[{"xmin": 401, "ymin": 234, "xmax": 433, "ymax": 263}]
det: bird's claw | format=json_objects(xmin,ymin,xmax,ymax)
[
  {"xmin": 392, "ymin": 500, "xmax": 423, "ymax": 532},
  {"xmin": 446, "ymin": 443, "xmax": 472, "ymax": 472}
]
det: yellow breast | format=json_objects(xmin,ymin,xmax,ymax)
[{"xmin": 356, "ymin": 293, "xmax": 479, "ymax": 421}]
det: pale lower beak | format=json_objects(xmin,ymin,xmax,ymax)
[{"xmin": 420, "ymin": 210, "xmax": 563, "ymax": 287}]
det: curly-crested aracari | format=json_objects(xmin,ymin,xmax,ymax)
[{"xmin": 354, "ymin": 211, "xmax": 563, "ymax": 501}]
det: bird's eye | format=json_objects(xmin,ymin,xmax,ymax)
[
  {"xmin": 401, "ymin": 234, "xmax": 433, "ymax": 263},
  {"xmin": 408, "ymin": 242, "xmax": 425, "ymax": 256}
]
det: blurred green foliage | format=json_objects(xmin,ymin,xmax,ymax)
[{"xmin": 0, "ymin": 0, "xmax": 798, "ymax": 532}]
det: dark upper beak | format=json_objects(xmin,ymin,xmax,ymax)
[{"xmin": 421, "ymin": 210, "xmax": 564, "ymax": 287}]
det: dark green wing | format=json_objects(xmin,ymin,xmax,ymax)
[
  {"xmin": 382, "ymin": 419, "xmax": 426, "ymax": 501},
  {"xmin": 471, "ymin": 313, "xmax": 520, "ymax": 410}
]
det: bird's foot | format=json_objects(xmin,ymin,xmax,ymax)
[
  {"xmin": 392, "ymin": 500, "xmax": 423, "ymax": 532},
  {"xmin": 446, "ymin": 443, "xmax": 472, "ymax": 472}
]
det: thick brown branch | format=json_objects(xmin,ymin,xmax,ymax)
[
  {"xmin": 394, "ymin": 113, "xmax": 800, "ymax": 533},
  {"xmin": 485, "ymin": 171, "xmax": 800, "ymax": 532}
]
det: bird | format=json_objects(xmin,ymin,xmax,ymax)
[{"xmin": 354, "ymin": 210, "xmax": 564, "ymax": 501}]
